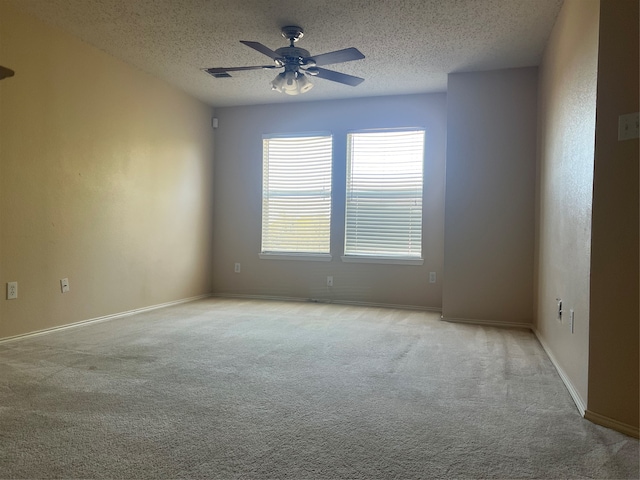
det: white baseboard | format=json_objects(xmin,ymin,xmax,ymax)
[
  {"xmin": 211, "ymin": 293, "xmax": 442, "ymax": 313},
  {"xmin": 0, "ymin": 293, "xmax": 212, "ymax": 344},
  {"xmin": 533, "ymin": 328, "xmax": 587, "ymax": 416},
  {"xmin": 330, "ymin": 299, "xmax": 441, "ymax": 312},
  {"xmin": 211, "ymin": 293, "xmax": 310, "ymax": 303},
  {"xmin": 584, "ymin": 410, "xmax": 639, "ymax": 439},
  {"xmin": 442, "ymin": 316, "xmax": 532, "ymax": 329}
]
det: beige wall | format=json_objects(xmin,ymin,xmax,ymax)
[
  {"xmin": 0, "ymin": 5, "xmax": 215, "ymax": 339},
  {"xmin": 212, "ymin": 94, "xmax": 446, "ymax": 308},
  {"xmin": 587, "ymin": 0, "xmax": 639, "ymax": 431},
  {"xmin": 443, "ymin": 68, "xmax": 537, "ymax": 325},
  {"xmin": 534, "ymin": 0, "xmax": 599, "ymax": 411}
]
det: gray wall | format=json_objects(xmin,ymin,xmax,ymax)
[
  {"xmin": 535, "ymin": 0, "xmax": 599, "ymax": 413},
  {"xmin": 212, "ymin": 94, "xmax": 446, "ymax": 308},
  {"xmin": 443, "ymin": 68, "xmax": 538, "ymax": 325}
]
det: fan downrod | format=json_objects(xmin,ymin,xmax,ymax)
[{"xmin": 281, "ymin": 26, "xmax": 304, "ymax": 46}]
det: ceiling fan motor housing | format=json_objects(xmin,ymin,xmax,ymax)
[{"xmin": 275, "ymin": 47, "xmax": 314, "ymax": 68}]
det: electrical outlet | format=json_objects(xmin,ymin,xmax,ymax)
[
  {"xmin": 429, "ymin": 272, "xmax": 436, "ymax": 283},
  {"xmin": 326, "ymin": 276, "xmax": 333, "ymax": 287},
  {"xmin": 7, "ymin": 282, "xmax": 17, "ymax": 300},
  {"xmin": 234, "ymin": 263, "xmax": 241, "ymax": 273},
  {"xmin": 60, "ymin": 278, "xmax": 70, "ymax": 293}
]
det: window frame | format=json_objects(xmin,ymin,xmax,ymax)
[
  {"xmin": 341, "ymin": 127, "xmax": 426, "ymax": 266},
  {"xmin": 260, "ymin": 132, "xmax": 333, "ymax": 261}
]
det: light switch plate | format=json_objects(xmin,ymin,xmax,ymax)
[
  {"xmin": 60, "ymin": 278, "xmax": 70, "ymax": 293},
  {"xmin": 618, "ymin": 112, "xmax": 639, "ymax": 141}
]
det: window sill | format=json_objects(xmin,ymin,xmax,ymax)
[
  {"xmin": 340, "ymin": 255, "xmax": 424, "ymax": 266},
  {"xmin": 259, "ymin": 253, "xmax": 332, "ymax": 262}
]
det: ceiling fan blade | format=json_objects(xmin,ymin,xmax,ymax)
[
  {"xmin": 240, "ymin": 41, "xmax": 281, "ymax": 60},
  {"xmin": 313, "ymin": 67, "xmax": 364, "ymax": 86},
  {"xmin": 310, "ymin": 47, "xmax": 365, "ymax": 67},
  {"xmin": 204, "ymin": 65, "xmax": 277, "ymax": 73},
  {"xmin": 203, "ymin": 65, "xmax": 277, "ymax": 78}
]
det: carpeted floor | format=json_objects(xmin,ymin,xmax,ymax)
[{"xmin": 0, "ymin": 298, "xmax": 637, "ymax": 479}]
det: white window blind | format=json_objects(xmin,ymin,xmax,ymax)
[
  {"xmin": 345, "ymin": 129, "xmax": 424, "ymax": 258},
  {"xmin": 262, "ymin": 134, "xmax": 332, "ymax": 254}
]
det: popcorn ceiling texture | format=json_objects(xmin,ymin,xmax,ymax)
[{"xmin": 8, "ymin": 0, "xmax": 563, "ymax": 106}]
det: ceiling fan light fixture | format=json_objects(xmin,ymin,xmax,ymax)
[
  {"xmin": 270, "ymin": 72, "xmax": 286, "ymax": 91},
  {"xmin": 283, "ymin": 70, "xmax": 298, "ymax": 91},
  {"xmin": 271, "ymin": 71, "xmax": 313, "ymax": 95},
  {"xmin": 297, "ymin": 72, "xmax": 314, "ymax": 93}
]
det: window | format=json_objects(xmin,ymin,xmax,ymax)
[
  {"xmin": 261, "ymin": 134, "xmax": 332, "ymax": 257},
  {"xmin": 344, "ymin": 129, "xmax": 425, "ymax": 261}
]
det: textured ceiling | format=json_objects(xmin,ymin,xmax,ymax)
[{"xmin": 8, "ymin": 0, "xmax": 563, "ymax": 107}]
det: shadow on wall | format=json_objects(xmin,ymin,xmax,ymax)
[{"xmin": 0, "ymin": 65, "xmax": 15, "ymax": 79}]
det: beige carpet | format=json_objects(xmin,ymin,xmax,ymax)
[{"xmin": 0, "ymin": 298, "xmax": 637, "ymax": 479}]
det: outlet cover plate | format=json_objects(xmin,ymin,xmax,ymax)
[
  {"xmin": 569, "ymin": 309, "xmax": 575, "ymax": 333},
  {"xmin": 7, "ymin": 282, "xmax": 17, "ymax": 300}
]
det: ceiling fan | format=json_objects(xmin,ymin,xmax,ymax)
[{"xmin": 203, "ymin": 26, "xmax": 365, "ymax": 96}]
